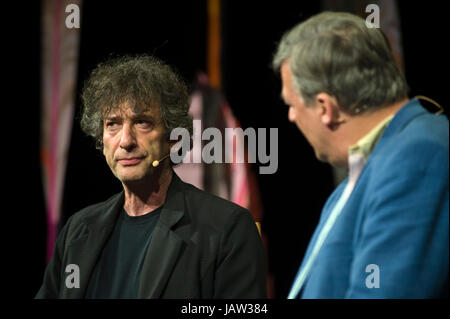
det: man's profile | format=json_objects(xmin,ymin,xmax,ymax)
[{"xmin": 273, "ymin": 11, "xmax": 448, "ymax": 298}]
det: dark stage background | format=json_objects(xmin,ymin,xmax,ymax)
[{"xmin": 20, "ymin": 1, "xmax": 448, "ymax": 299}]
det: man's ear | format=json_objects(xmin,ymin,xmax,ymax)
[{"xmin": 316, "ymin": 93, "xmax": 343, "ymax": 128}]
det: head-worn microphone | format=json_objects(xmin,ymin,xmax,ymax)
[
  {"xmin": 152, "ymin": 140, "xmax": 183, "ymax": 167},
  {"xmin": 152, "ymin": 154, "xmax": 170, "ymax": 167}
]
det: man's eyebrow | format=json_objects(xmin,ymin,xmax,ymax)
[
  {"xmin": 104, "ymin": 115, "xmax": 122, "ymax": 121},
  {"xmin": 131, "ymin": 113, "xmax": 157, "ymax": 121},
  {"xmin": 104, "ymin": 113, "xmax": 157, "ymax": 121}
]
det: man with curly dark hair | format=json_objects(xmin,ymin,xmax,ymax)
[{"xmin": 36, "ymin": 55, "xmax": 267, "ymax": 299}]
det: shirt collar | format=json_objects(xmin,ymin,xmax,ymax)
[{"xmin": 348, "ymin": 114, "xmax": 395, "ymax": 162}]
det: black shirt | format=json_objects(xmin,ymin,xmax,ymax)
[{"xmin": 85, "ymin": 206, "xmax": 162, "ymax": 298}]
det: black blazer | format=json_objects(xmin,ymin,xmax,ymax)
[{"xmin": 35, "ymin": 173, "xmax": 267, "ymax": 298}]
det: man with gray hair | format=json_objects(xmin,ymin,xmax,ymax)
[
  {"xmin": 273, "ymin": 11, "xmax": 448, "ymax": 298},
  {"xmin": 36, "ymin": 55, "xmax": 267, "ymax": 299}
]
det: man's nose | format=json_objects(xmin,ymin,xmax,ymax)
[
  {"xmin": 119, "ymin": 124, "xmax": 137, "ymax": 150},
  {"xmin": 288, "ymin": 106, "xmax": 296, "ymax": 122}
]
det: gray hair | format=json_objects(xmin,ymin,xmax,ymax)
[
  {"xmin": 80, "ymin": 54, "xmax": 193, "ymax": 151},
  {"xmin": 273, "ymin": 11, "xmax": 408, "ymax": 114}
]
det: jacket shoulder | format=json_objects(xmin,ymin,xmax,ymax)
[
  {"xmin": 372, "ymin": 112, "xmax": 448, "ymax": 169},
  {"xmin": 179, "ymin": 180, "xmax": 254, "ymax": 227},
  {"xmin": 66, "ymin": 192, "xmax": 122, "ymax": 227}
]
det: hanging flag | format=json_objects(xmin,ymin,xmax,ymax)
[
  {"xmin": 41, "ymin": 0, "xmax": 81, "ymax": 262},
  {"xmin": 175, "ymin": 0, "xmax": 273, "ymax": 297},
  {"xmin": 175, "ymin": 74, "xmax": 258, "ymax": 213}
]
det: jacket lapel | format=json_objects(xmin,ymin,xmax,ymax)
[
  {"xmin": 62, "ymin": 192, "xmax": 124, "ymax": 298},
  {"xmin": 138, "ymin": 173, "xmax": 187, "ymax": 298}
]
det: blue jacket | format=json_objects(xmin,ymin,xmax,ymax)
[{"xmin": 296, "ymin": 99, "xmax": 449, "ymax": 298}]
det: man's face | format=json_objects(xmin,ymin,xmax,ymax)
[
  {"xmin": 280, "ymin": 61, "xmax": 328, "ymax": 162},
  {"xmin": 102, "ymin": 102, "xmax": 169, "ymax": 183}
]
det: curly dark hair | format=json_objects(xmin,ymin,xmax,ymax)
[{"xmin": 80, "ymin": 54, "xmax": 193, "ymax": 150}]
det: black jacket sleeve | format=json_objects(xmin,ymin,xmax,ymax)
[{"xmin": 213, "ymin": 208, "xmax": 267, "ymax": 298}]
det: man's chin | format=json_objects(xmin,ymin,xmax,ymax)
[
  {"xmin": 115, "ymin": 168, "xmax": 147, "ymax": 183},
  {"xmin": 119, "ymin": 175, "xmax": 143, "ymax": 183},
  {"xmin": 317, "ymin": 153, "xmax": 346, "ymax": 168},
  {"xmin": 315, "ymin": 150, "xmax": 328, "ymax": 163}
]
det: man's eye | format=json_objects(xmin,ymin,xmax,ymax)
[
  {"xmin": 106, "ymin": 122, "xmax": 119, "ymax": 129},
  {"xmin": 136, "ymin": 120, "xmax": 152, "ymax": 129}
]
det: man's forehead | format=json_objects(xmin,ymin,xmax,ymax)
[
  {"xmin": 104, "ymin": 103, "xmax": 160, "ymax": 119},
  {"xmin": 280, "ymin": 61, "xmax": 293, "ymax": 101},
  {"xmin": 280, "ymin": 81, "xmax": 289, "ymax": 103},
  {"xmin": 280, "ymin": 61, "xmax": 291, "ymax": 82}
]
